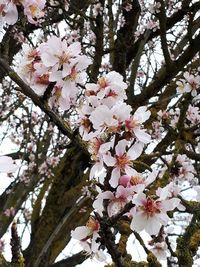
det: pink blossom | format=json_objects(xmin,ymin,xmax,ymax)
[
  {"xmin": 183, "ymin": 72, "xmax": 200, "ymax": 97},
  {"xmin": 71, "ymin": 216, "xmax": 104, "ymax": 259},
  {"xmin": 0, "ymin": 1, "xmax": 18, "ymax": 25},
  {"xmin": 93, "ymin": 186, "xmax": 133, "ymax": 217},
  {"xmin": 119, "ymin": 171, "xmax": 157, "ymax": 192},
  {"xmin": 89, "ymin": 104, "xmax": 118, "ymax": 132},
  {"xmin": 89, "ymin": 141, "xmax": 112, "ymax": 179},
  {"xmin": 175, "ymin": 154, "xmax": 195, "ymax": 182},
  {"xmin": 186, "ymin": 105, "xmax": 200, "ymax": 125},
  {"xmin": 71, "ymin": 216, "xmax": 99, "ymax": 240},
  {"xmin": 176, "ymin": 79, "xmax": 188, "ymax": 94},
  {"xmin": 103, "ymin": 140, "xmax": 143, "ymax": 187},
  {"xmin": 107, "ymin": 186, "xmax": 134, "ymax": 217},
  {"xmin": 130, "ymin": 193, "xmax": 181, "ymax": 235},
  {"xmin": 40, "ymin": 36, "xmax": 81, "ymax": 71},
  {"xmin": 150, "ymin": 241, "xmax": 169, "ymax": 260},
  {"xmin": 125, "ymin": 106, "xmax": 151, "ymax": 143},
  {"xmin": 85, "ymin": 71, "xmax": 127, "ymax": 108},
  {"xmin": 156, "ymin": 182, "xmax": 181, "ymax": 199},
  {"xmin": 22, "ymin": 0, "xmax": 46, "ymax": 24}
]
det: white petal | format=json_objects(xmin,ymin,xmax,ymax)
[
  {"xmin": 115, "ymin": 140, "xmax": 128, "ymax": 156},
  {"xmin": 145, "ymin": 171, "xmax": 158, "ymax": 186},
  {"xmin": 130, "ymin": 211, "xmax": 146, "ymax": 232},
  {"xmin": 67, "ymin": 42, "xmax": 81, "ymax": 55},
  {"xmin": 41, "ymin": 52, "xmax": 58, "ymax": 67},
  {"xmin": 109, "ymin": 168, "xmax": 120, "ymax": 188},
  {"xmin": 93, "ymin": 191, "xmax": 113, "ymax": 216},
  {"xmin": 134, "ymin": 128, "xmax": 151, "ymax": 144},
  {"xmin": 103, "ymin": 154, "xmax": 116, "ymax": 166},
  {"xmin": 133, "ymin": 106, "xmax": 151, "ymax": 123},
  {"xmin": 91, "ymin": 232, "xmax": 100, "ymax": 252},
  {"xmin": 128, "ymin": 142, "xmax": 143, "ymax": 160},
  {"xmin": 89, "ymin": 162, "xmax": 103, "ymax": 179},
  {"xmin": 71, "ymin": 226, "xmax": 90, "ymax": 240},
  {"xmin": 49, "ymin": 71, "xmax": 62, "ymax": 81},
  {"xmin": 144, "ymin": 215, "xmax": 161, "ymax": 235}
]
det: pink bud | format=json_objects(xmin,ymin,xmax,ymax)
[{"xmin": 119, "ymin": 175, "xmax": 131, "ymax": 187}]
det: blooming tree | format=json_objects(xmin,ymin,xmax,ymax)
[{"xmin": 0, "ymin": 1, "xmax": 200, "ymax": 267}]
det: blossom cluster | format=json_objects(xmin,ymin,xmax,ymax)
[
  {"xmin": 71, "ymin": 71, "xmax": 186, "ymax": 259},
  {"xmin": 176, "ymin": 71, "xmax": 200, "ymax": 97},
  {"xmin": 18, "ymin": 36, "xmax": 91, "ymax": 110},
  {"xmin": 0, "ymin": 0, "xmax": 46, "ymax": 26},
  {"xmin": 15, "ymin": 34, "xmax": 199, "ymax": 262}
]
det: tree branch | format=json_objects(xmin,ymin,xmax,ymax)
[{"xmin": 0, "ymin": 58, "xmax": 88, "ymax": 155}]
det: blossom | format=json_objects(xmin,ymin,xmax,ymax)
[
  {"xmin": 93, "ymin": 186, "xmax": 134, "ymax": 217},
  {"xmin": 71, "ymin": 216, "xmax": 99, "ymax": 240},
  {"xmin": 103, "ymin": 140, "xmax": 143, "ymax": 187},
  {"xmin": 89, "ymin": 105, "xmax": 118, "ymax": 132},
  {"xmin": 37, "ymin": 36, "xmax": 91, "ymax": 107},
  {"xmin": 150, "ymin": 241, "xmax": 169, "ymax": 260},
  {"xmin": 130, "ymin": 192, "xmax": 181, "ymax": 235},
  {"xmin": 85, "ymin": 71, "xmax": 127, "ymax": 108},
  {"xmin": 89, "ymin": 103, "xmax": 132, "ymax": 135},
  {"xmin": 186, "ymin": 105, "xmax": 200, "ymax": 125},
  {"xmin": 176, "ymin": 79, "xmax": 188, "ymax": 94},
  {"xmin": 71, "ymin": 216, "xmax": 104, "ymax": 259},
  {"xmin": 18, "ymin": 44, "xmax": 46, "ymax": 94},
  {"xmin": 48, "ymin": 83, "xmax": 73, "ymax": 111},
  {"xmin": 175, "ymin": 154, "xmax": 195, "ymax": 182},
  {"xmin": 119, "ymin": 170, "xmax": 157, "ymax": 193},
  {"xmin": 183, "ymin": 72, "xmax": 200, "ymax": 97},
  {"xmin": 0, "ymin": 0, "xmax": 18, "ymax": 25},
  {"xmin": 18, "ymin": 35, "xmax": 91, "ymax": 110},
  {"xmin": 156, "ymin": 182, "xmax": 180, "ymax": 199},
  {"xmin": 125, "ymin": 106, "xmax": 151, "ymax": 143},
  {"xmin": 22, "ymin": 0, "xmax": 46, "ymax": 24},
  {"xmin": 0, "ymin": 0, "xmax": 46, "ymax": 26},
  {"xmin": 0, "ymin": 156, "xmax": 18, "ymax": 172},
  {"xmin": 89, "ymin": 140, "xmax": 112, "ymax": 179},
  {"xmin": 40, "ymin": 36, "xmax": 80, "ymax": 72}
]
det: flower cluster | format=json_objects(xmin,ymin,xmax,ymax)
[
  {"xmin": 71, "ymin": 71, "xmax": 186, "ymax": 258},
  {"xmin": 0, "ymin": 0, "xmax": 46, "ymax": 26},
  {"xmin": 176, "ymin": 72, "xmax": 200, "ymax": 97},
  {"xmin": 18, "ymin": 36, "xmax": 91, "ymax": 110}
]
